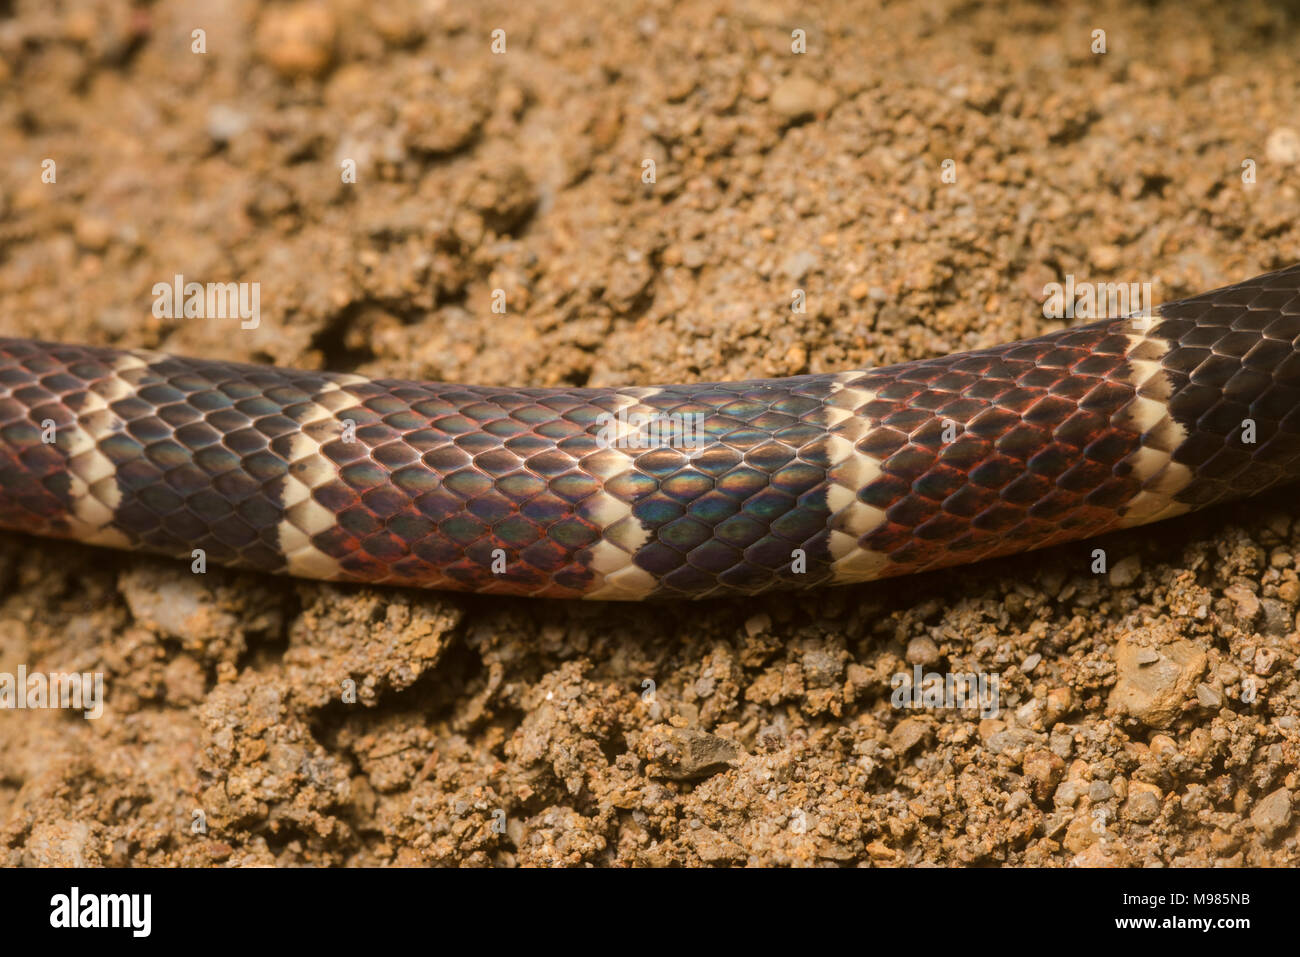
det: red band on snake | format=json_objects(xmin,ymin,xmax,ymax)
[{"xmin": 2, "ymin": 265, "xmax": 1298, "ymax": 599}]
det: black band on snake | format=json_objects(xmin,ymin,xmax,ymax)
[{"xmin": 2, "ymin": 264, "xmax": 1298, "ymax": 599}]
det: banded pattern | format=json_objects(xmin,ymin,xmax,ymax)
[{"xmin": 3, "ymin": 264, "xmax": 1300, "ymax": 599}]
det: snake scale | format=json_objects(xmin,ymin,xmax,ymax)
[{"xmin": 2, "ymin": 264, "xmax": 1300, "ymax": 599}]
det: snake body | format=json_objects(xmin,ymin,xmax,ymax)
[{"xmin": 2, "ymin": 265, "xmax": 1299, "ymax": 599}]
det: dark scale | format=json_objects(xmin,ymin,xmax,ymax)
[{"xmin": 1157, "ymin": 263, "xmax": 1300, "ymax": 509}]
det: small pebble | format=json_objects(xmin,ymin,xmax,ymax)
[
  {"xmin": 780, "ymin": 250, "xmax": 819, "ymax": 281},
  {"xmin": 1224, "ymin": 583, "xmax": 1261, "ymax": 624},
  {"xmin": 1250, "ymin": 787, "xmax": 1293, "ymax": 839},
  {"xmin": 769, "ymin": 76, "xmax": 835, "ymax": 120},
  {"xmin": 1196, "ymin": 683, "xmax": 1223, "ymax": 709},
  {"xmin": 1149, "ymin": 734, "xmax": 1177, "ymax": 755},
  {"xmin": 1254, "ymin": 648, "xmax": 1279, "ymax": 676},
  {"xmin": 905, "ymin": 635, "xmax": 941, "ymax": 667},
  {"xmin": 1266, "ymin": 127, "xmax": 1300, "ymax": 165},
  {"xmin": 74, "ymin": 214, "xmax": 111, "ymax": 251},
  {"xmin": 207, "ymin": 105, "xmax": 250, "ymax": 143},
  {"xmin": 1260, "ymin": 598, "xmax": 1291, "ymax": 636},
  {"xmin": 1089, "ymin": 780, "xmax": 1114, "ymax": 802},
  {"xmin": 1110, "ymin": 635, "xmax": 1207, "ymax": 728},
  {"xmin": 1089, "ymin": 244, "xmax": 1122, "ymax": 270},
  {"xmin": 255, "ymin": 1, "xmax": 337, "ymax": 79},
  {"xmin": 1122, "ymin": 783, "xmax": 1162, "ymax": 823},
  {"xmin": 1108, "ymin": 554, "xmax": 1142, "ymax": 587},
  {"xmin": 1043, "ymin": 687, "xmax": 1073, "ymax": 726},
  {"xmin": 889, "ymin": 717, "xmax": 929, "ymax": 754}
]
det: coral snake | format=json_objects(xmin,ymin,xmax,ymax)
[{"xmin": 2, "ymin": 264, "xmax": 1299, "ymax": 599}]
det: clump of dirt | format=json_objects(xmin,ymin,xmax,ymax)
[{"xmin": 1, "ymin": 0, "xmax": 1298, "ymax": 865}]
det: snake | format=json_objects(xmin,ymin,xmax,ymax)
[{"xmin": 1, "ymin": 264, "xmax": 1298, "ymax": 599}]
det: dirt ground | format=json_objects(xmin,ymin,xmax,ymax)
[{"xmin": 1, "ymin": 0, "xmax": 1298, "ymax": 866}]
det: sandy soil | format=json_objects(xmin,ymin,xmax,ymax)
[{"xmin": 1, "ymin": 0, "xmax": 1298, "ymax": 866}]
